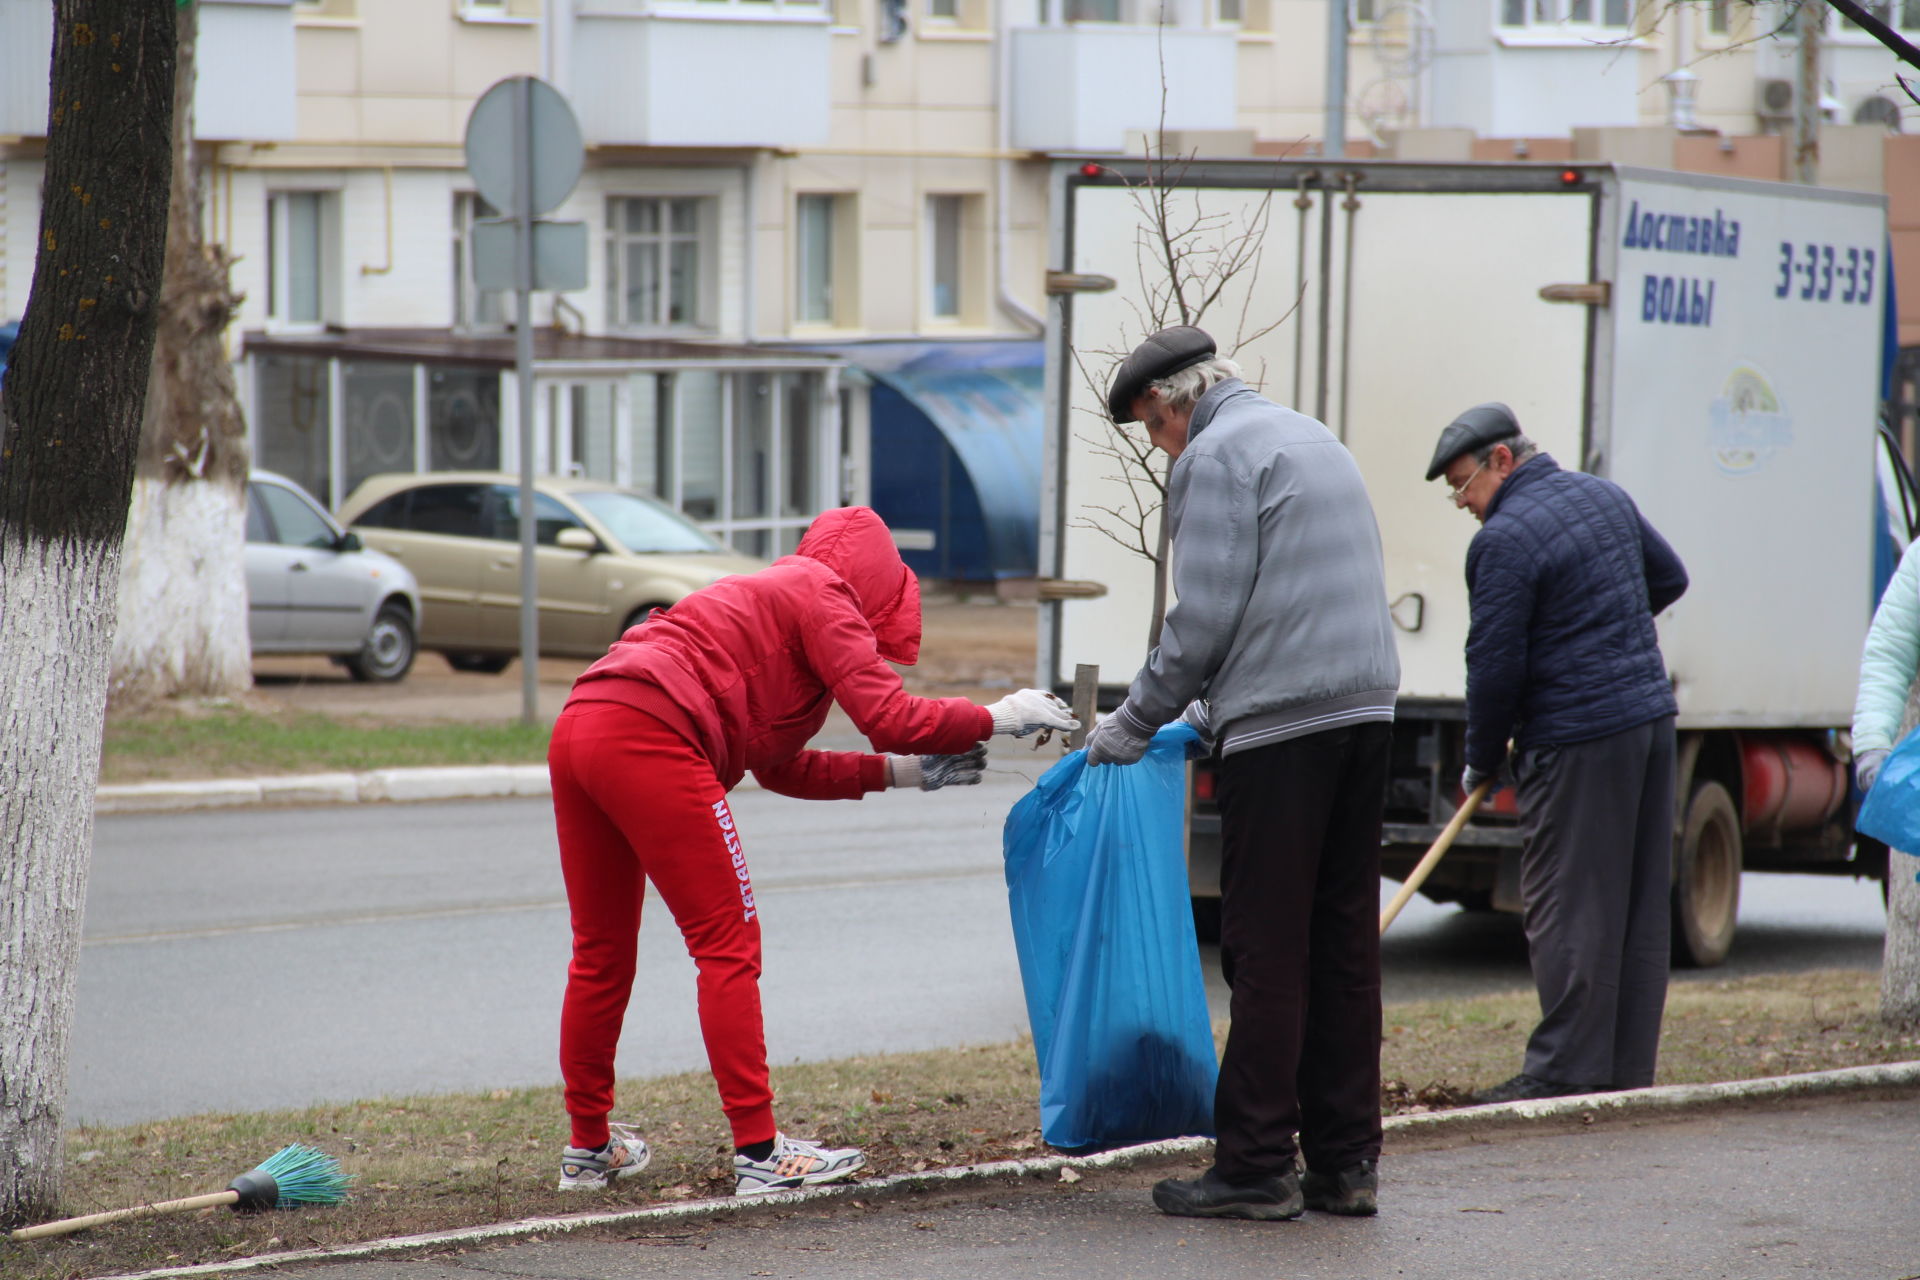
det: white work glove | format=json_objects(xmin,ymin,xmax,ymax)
[
  {"xmin": 888, "ymin": 743, "xmax": 988, "ymax": 792},
  {"xmin": 987, "ymin": 688, "xmax": 1080, "ymax": 739},
  {"xmin": 1856, "ymin": 747, "xmax": 1890, "ymax": 794},
  {"xmin": 1085, "ymin": 714, "xmax": 1153, "ymax": 767}
]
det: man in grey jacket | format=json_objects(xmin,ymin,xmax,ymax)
[{"xmin": 1086, "ymin": 325, "xmax": 1401, "ymax": 1222}]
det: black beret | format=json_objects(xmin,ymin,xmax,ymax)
[
  {"xmin": 1105, "ymin": 326, "xmax": 1217, "ymax": 423},
  {"xmin": 1426, "ymin": 402, "xmax": 1521, "ymax": 481}
]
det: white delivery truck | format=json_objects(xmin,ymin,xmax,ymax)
[{"xmin": 1037, "ymin": 159, "xmax": 1904, "ymax": 967}]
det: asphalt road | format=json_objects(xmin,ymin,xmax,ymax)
[
  {"xmin": 243, "ymin": 1096, "xmax": 1920, "ymax": 1280},
  {"xmin": 72, "ymin": 776, "xmax": 1890, "ymax": 1126}
]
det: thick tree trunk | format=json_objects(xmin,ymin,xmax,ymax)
[
  {"xmin": 109, "ymin": 0, "xmax": 250, "ymax": 706},
  {"xmin": 0, "ymin": 1, "xmax": 174, "ymax": 1228}
]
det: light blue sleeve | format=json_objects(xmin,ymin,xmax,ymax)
[{"xmin": 1854, "ymin": 541, "xmax": 1920, "ymax": 752}]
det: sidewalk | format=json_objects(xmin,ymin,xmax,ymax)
[{"xmin": 92, "ymin": 1065, "xmax": 1920, "ymax": 1280}]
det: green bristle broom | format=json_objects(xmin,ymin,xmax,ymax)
[{"xmin": 9, "ymin": 1144, "xmax": 354, "ymax": 1242}]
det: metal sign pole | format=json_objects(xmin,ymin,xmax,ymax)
[{"xmin": 513, "ymin": 76, "xmax": 540, "ymax": 726}]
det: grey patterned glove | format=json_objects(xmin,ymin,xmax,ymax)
[
  {"xmin": 1085, "ymin": 715, "xmax": 1153, "ymax": 767},
  {"xmin": 1857, "ymin": 747, "xmax": 1890, "ymax": 794},
  {"xmin": 889, "ymin": 743, "xmax": 988, "ymax": 791},
  {"xmin": 1462, "ymin": 763, "xmax": 1502, "ymax": 797}
]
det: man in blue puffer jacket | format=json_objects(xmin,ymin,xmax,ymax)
[{"xmin": 1429, "ymin": 402, "xmax": 1688, "ymax": 1104}]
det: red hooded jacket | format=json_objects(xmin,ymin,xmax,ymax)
[{"xmin": 566, "ymin": 507, "xmax": 993, "ymax": 799}]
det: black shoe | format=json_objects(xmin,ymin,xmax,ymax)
[
  {"xmin": 1471, "ymin": 1073, "xmax": 1597, "ymax": 1105},
  {"xmin": 1302, "ymin": 1160, "xmax": 1377, "ymax": 1216},
  {"xmin": 1152, "ymin": 1167, "xmax": 1304, "ymax": 1221}
]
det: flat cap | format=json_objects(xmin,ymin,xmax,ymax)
[
  {"xmin": 1426, "ymin": 402, "xmax": 1521, "ymax": 481},
  {"xmin": 1105, "ymin": 326, "xmax": 1217, "ymax": 423}
]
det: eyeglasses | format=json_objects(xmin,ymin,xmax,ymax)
[{"xmin": 1443, "ymin": 461, "xmax": 1488, "ymax": 506}]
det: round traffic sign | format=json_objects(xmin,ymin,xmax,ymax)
[{"xmin": 464, "ymin": 77, "xmax": 584, "ymax": 217}]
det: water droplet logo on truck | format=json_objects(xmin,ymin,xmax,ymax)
[{"xmin": 1707, "ymin": 366, "xmax": 1791, "ymax": 476}]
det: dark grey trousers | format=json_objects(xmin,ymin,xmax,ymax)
[{"xmin": 1514, "ymin": 716, "xmax": 1676, "ymax": 1089}]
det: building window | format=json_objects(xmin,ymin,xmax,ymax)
[
  {"xmin": 797, "ymin": 195, "xmax": 836, "ymax": 325},
  {"xmin": 795, "ymin": 193, "xmax": 856, "ymax": 328},
  {"xmin": 253, "ymin": 353, "xmax": 333, "ymax": 504},
  {"xmin": 1842, "ymin": 1, "xmax": 1920, "ymax": 31},
  {"xmin": 606, "ymin": 196, "xmax": 715, "ymax": 331},
  {"xmin": 1500, "ymin": 0, "xmax": 1629, "ymax": 27},
  {"xmin": 1217, "ymin": 0, "xmax": 1243, "ymax": 21},
  {"xmin": 266, "ymin": 191, "xmax": 331, "ymax": 328},
  {"xmin": 928, "ymin": 0, "xmax": 957, "ymax": 16},
  {"xmin": 453, "ymin": 193, "xmax": 506, "ymax": 331},
  {"xmin": 928, "ymin": 194, "xmax": 978, "ymax": 322}
]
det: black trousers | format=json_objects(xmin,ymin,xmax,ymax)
[
  {"xmin": 1211, "ymin": 721, "xmax": 1391, "ymax": 1181},
  {"xmin": 1515, "ymin": 716, "xmax": 1675, "ymax": 1089}
]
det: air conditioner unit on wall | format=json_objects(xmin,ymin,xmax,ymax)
[
  {"xmin": 1757, "ymin": 77, "xmax": 1797, "ymax": 122},
  {"xmin": 1854, "ymin": 95, "xmax": 1905, "ymax": 131}
]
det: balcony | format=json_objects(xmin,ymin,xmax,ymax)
[
  {"xmin": 1008, "ymin": 26, "xmax": 1237, "ymax": 154},
  {"xmin": 570, "ymin": 4, "xmax": 831, "ymax": 149},
  {"xmin": 0, "ymin": 0, "xmax": 295, "ymax": 141}
]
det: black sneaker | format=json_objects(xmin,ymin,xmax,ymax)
[
  {"xmin": 1471, "ymin": 1073, "xmax": 1597, "ymax": 1105},
  {"xmin": 1151, "ymin": 1167, "xmax": 1304, "ymax": 1221},
  {"xmin": 1302, "ymin": 1160, "xmax": 1377, "ymax": 1216}
]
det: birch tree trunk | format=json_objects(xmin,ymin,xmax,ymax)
[
  {"xmin": 1882, "ymin": 684, "xmax": 1920, "ymax": 1025},
  {"xmin": 0, "ymin": 1, "xmax": 174, "ymax": 1227},
  {"xmin": 108, "ymin": 0, "xmax": 250, "ymax": 705}
]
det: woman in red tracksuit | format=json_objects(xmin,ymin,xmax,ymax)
[{"xmin": 547, "ymin": 506, "xmax": 1078, "ymax": 1197}]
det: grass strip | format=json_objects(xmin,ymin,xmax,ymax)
[
  {"xmin": 101, "ymin": 707, "xmax": 551, "ymax": 785},
  {"xmin": 6, "ymin": 970, "xmax": 1915, "ymax": 1279}
]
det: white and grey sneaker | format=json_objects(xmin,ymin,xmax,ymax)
[
  {"xmin": 733, "ymin": 1133, "xmax": 866, "ymax": 1197},
  {"xmin": 557, "ymin": 1122, "xmax": 651, "ymax": 1191}
]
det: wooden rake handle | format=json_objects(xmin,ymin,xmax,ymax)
[
  {"xmin": 1379, "ymin": 780, "xmax": 1494, "ymax": 936},
  {"xmin": 9, "ymin": 1189, "xmax": 240, "ymax": 1241}
]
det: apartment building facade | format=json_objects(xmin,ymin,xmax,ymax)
[{"xmin": 0, "ymin": 0, "xmax": 1914, "ymax": 571}]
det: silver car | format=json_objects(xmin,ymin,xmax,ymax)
[{"xmin": 246, "ymin": 470, "xmax": 422, "ymax": 682}]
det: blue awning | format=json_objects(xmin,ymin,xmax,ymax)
[{"xmin": 811, "ymin": 339, "xmax": 1043, "ymax": 579}]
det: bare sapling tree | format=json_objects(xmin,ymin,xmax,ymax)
[
  {"xmin": 109, "ymin": 0, "xmax": 251, "ymax": 705},
  {"xmin": 0, "ymin": 0, "xmax": 175, "ymax": 1227},
  {"xmin": 1069, "ymin": 133, "xmax": 1295, "ymax": 645}
]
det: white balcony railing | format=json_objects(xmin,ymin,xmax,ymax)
[
  {"xmin": 1008, "ymin": 26, "xmax": 1238, "ymax": 154},
  {"xmin": 0, "ymin": 0, "xmax": 294, "ymax": 142},
  {"xmin": 570, "ymin": 6, "xmax": 832, "ymax": 149}
]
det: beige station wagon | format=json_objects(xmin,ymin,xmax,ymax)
[{"xmin": 337, "ymin": 472, "xmax": 766, "ymax": 672}]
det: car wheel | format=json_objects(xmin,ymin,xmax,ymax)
[
  {"xmin": 445, "ymin": 652, "xmax": 513, "ymax": 675},
  {"xmin": 620, "ymin": 604, "xmax": 671, "ymax": 638},
  {"xmin": 345, "ymin": 603, "xmax": 417, "ymax": 683}
]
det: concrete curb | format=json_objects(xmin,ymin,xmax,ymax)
[
  {"xmin": 94, "ymin": 765, "xmax": 769, "ymax": 815},
  {"xmin": 88, "ymin": 1059, "xmax": 1920, "ymax": 1280}
]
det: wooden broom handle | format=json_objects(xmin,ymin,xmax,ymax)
[
  {"xmin": 9, "ymin": 1189, "xmax": 239, "ymax": 1241},
  {"xmin": 1379, "ymin": 780, "xmax": 1493, "ymax": 936}
]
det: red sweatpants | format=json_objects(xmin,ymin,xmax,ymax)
[{"xmin": 549, "ymin": 700, "xmax": 776, "ymax": 1150}]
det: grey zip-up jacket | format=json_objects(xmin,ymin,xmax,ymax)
[{"xmin": 1109, "ymin": 379, "xmax": 1400, "ymax": 755}]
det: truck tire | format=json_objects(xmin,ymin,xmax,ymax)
[{"xmin": 1672, "ymin": 780, "xmax": 1741, "ymax": 968}]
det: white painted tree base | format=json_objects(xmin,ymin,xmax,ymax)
[
  {"xmin": 109, "ymin": 476, "xmax": 249, "ymax": 704},
  {"xmin": 0, "ymin": 534, "xmax": 116, "ymax": 1219}
]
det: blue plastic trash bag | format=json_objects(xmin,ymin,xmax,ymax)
[
  {"xmin": 1856, "ymin": 727, "xmax": 1920, "ymax": 866},
  {"xmin": 1002, "ymin": 721, "xmax": 1218, "ymax": 1151}
]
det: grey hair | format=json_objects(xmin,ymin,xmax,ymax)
[
  {"xmin": 1145, "ymin": 356, "xmax": 1244, "ymax": 414},
  {"xmin": 1475, "ymin": 433, "xmax": 1538, "ymax": 465}
]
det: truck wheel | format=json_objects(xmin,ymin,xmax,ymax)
[{"xmin": 1672, "ymin": 780, "xmax": 1741, "ymax": 968}]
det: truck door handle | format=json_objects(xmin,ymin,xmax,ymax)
[
  {"xmin": 492, "ymin": 559, "xmax": 515, "ymax": 570},
  {"xmin": 290, "ymin": 562, "xmax": 310, "ymax": 573}
]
